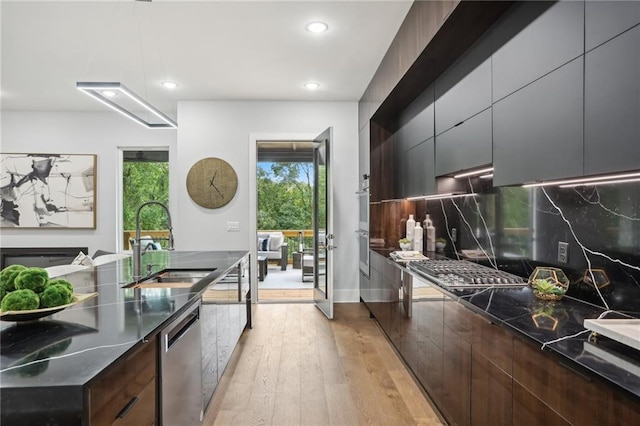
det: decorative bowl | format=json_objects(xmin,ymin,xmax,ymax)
[
  {"xmin": 0, "ymin": 292, "xmax": 98, "ymax": 322},
  {"xmin": 400, "ymin": 242, "xmax": 412, "ymax": 251}
]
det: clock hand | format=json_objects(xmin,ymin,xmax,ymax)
[{"xmin": 211, "ymin": 182, "xmax": 224, "ymax": 198}]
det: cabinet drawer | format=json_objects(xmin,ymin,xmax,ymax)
[
  {"xmin": 471, "ymin": 349, "xmax": 512, "ymax": 426},
  {"xmin": 512, "ymin": 381, "xmax": 569, "ymax": 426},
  {"xmin": 513, "ymin": 336, "xmax": 640, "ymax": 425},
  {"xmin": 471, "ymin": 315, "xmax": 513, "ymax": 375},
  {"xmin": 111, "ymin": 377, "xmax": 157, "ymax": 426},
  {"xmin": 443, "ymin": 299, "xmax": 473, "ymax": 343},
  {"xmin": 90, "ymin": 337, "xmax": 157, "ymax": 426}
]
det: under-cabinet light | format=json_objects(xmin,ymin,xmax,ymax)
[
  {"xmin": 479, "ymin": 174, "xmax": 494, "ymax": 179},
  {"xmin": 406, "ymin": 193, "xmax": 476, "ymax": 201},
  {"xmin": 76, "ymin": 82, "xmax": 177, "ymax": 129},
  {"xmin": 522, "ymin": 171, "xmax": 640, "ymax": 188},
  {"xmin": 559, "ymin": 176, "xmax": 640, "ymax": 188},
  {"xmin": 453, "ymin": 167, "xmax": 494, "ymax": 179}
]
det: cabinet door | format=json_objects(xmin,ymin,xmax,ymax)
[
  {"xmin": 585, "ymin": 1, "xmax": 640, "ymax": 51},
  {"xmin": 111, "ymin": 378, "xmax": 157, "ymax": 426},
  {"xmin": 584, "ymin": 25, "xmax": 640, "ymax": 175},
  {"xmin": 403, "ymin": 138, "xmax": 435, "ymax": 197},
  {"xmin": 435, "ymin": 34, "xmax": 491, "ymax": 135},
  {"xmin": 471, "ymin": 349, "xmax": 512, "ymax": 426},
  {"xmin": 512, "ymin": 381, "xmax": 570, "ymax": 426},
  {"xmin": 493, "ymin": 58, "xmax": 584, "ymax": 186},
  {"xmin": 442, "ymin": 326, "xmax": 471, "ymax": 426},
  {"xmin": 471, "ymin": 315, "xmax": 513, "ymax": 375},
  {"xmin": 492, "ymin": 1, "xmax": 584, "ymax": 102},
  {"xmin": 399, "ymin": 85, "xmax": 435, "ymax": 146},
  {"xmin": 435, "ymin": 107, "xmax": 492, "ymax": 176}
]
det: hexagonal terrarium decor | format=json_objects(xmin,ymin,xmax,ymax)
[
  {"xmin": 528, "ymin": 267, "xmax": 570, "ymax": 301},
  {"xmin": 582, "ymin": 268, "xmax": 611, "ymax": 289}
]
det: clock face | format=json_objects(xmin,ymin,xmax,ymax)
[{"xmin": 186, "ymin": 157, "xmax": 238, "ymax": 209}]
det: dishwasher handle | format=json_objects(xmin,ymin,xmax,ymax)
[{"xmin": 165, "ymin": 306, "xmax": 200, "ymax": 353}]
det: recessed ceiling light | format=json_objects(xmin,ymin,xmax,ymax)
[
  {"xmin": 161, "ymin": 81, "xmax": 179, "ymax": 89},
  {"xmin": 102, "ymin": 90, "xmax": 117, "ymax": 97},
  {"xmin": 305, "ymin": 21, "xmax": 328, "ymax": 33},
  {"xmin": 304, "ymin": 82, "xmax": 320, "ymax": 90}
]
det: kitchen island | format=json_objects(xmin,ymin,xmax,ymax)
[
  {"xmin": 365, "ymin": 248, "xmax": 640, "ymax": 425},
  {"xmin": 0, "ymin": 250, "xmax": 250, "ymax": 426}
]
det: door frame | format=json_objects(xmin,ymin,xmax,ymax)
[{"xmin": 248, "ymin": 132, "xmax": 320, "ymax": 303}]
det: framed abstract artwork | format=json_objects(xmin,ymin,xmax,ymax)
[{"xmin": 1, "ymin": 153, "xmax": 97, "ymax": 229}]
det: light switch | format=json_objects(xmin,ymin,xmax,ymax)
[{"xmin": 227, "ymin": 221, "xmax": 240, "ymax": 232}]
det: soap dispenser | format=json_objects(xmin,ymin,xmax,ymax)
[
  {"xmin": 406, "ymin": 214, "xmax": 416, "ymax": 244},
  {"xmin": 424, "ymin": 214, "xmax": 436, "ymax": 252}
]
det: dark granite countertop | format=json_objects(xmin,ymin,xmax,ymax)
[
  {"xmin": 0, "ymin": 251, "xmax": 248, "ymax": 392},
  {"xmin": 372, "ymin": 248, "xmax": 640, "ymax": 401}
]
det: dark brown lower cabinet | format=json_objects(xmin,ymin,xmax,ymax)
[
  {"xmin": 512, "ymin": 381, "xmax": 570, "ymax": 426},
  {"xmin": 513, "ymin": 336, "xmax": 640, "ymax": 425},
  {"xmin": 88, "ymin": 336, "xmax": 157, "ymax": 426},
  {"xmin": 442, "ymin": 325, "xmax": 471, "ymax": 426},
  {"xmin": 471, "ymin": 348, "xmax": 512, "ymax": 426}
]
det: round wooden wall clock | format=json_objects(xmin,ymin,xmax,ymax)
[{"xmin": 186, "ymin": 157, "xmax": 238, "ymax": 209}]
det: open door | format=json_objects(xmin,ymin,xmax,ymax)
[{"xmin": 312, "ymin": 127, "xmax": 334, "ymax": 319}]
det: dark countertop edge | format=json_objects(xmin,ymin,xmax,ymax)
[{"xmin": 377, "ymin": 251, "xmax": 640, "ymax": 402}]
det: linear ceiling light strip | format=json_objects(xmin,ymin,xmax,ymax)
[{"xmin": 76, "ymin": 82, "xmax": 177, "ymax": 129}]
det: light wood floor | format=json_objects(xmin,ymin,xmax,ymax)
[{"xmin": 204, "ymin": 303, "xmax": 444, "ymax": 426}]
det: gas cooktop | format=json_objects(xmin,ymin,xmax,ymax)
[{"xmin": 409, "ymin": 259, "xmax": 528, "ymax": 289}]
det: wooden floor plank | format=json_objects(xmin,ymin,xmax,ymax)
[{"xmin": 207, "ymin": 303, "xmax": 442, "ymax": 426}]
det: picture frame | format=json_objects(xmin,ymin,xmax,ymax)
[{"xmin": 0, "ymin": 153, "xmax": 97, "ymax": 229}]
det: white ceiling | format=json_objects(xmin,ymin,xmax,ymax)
[{"xmin": 0, "ymin": 0, "xmax": 412, "ymax": 118}]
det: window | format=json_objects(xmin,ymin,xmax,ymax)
[{"xmin": 121, "ymin": 150, "xmax": 169, "ymax": 250}]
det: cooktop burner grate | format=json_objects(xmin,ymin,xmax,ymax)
[{"xmin": 410, "ymin": 259, "xmax": 528, "ymax": 289}]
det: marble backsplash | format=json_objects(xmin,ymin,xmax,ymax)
[{"xmin": 373, "ymin": 181, "xmax": 640, "ymax": 311}]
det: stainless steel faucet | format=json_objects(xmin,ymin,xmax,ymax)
[{"xmin": 132, "ymin": 201, "xmax": 175, "ymax": 281}]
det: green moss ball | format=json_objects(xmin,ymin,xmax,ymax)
[
  {"xmin": 14, "ymin": 268, "xmax": 49, "ymax": 294},
  {"xmin": 0, "ymin": 265, "xmax": 27, "ymax": 292},
  {"xmin": 47, "ymin": 279, "xmax": 74, "ymax": 294},
  {"xmin": 1, "ymin": 289, "xmax": 40, "ymax": 311},
  {"xmin": 39, "ymin": 284, "xmax": 73, "ymax": 308}
]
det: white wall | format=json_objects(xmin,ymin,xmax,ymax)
[
  {"xmin": 1, "ymin": 102, "xmax": 360, "ymax": 302},
  {"xmin": 0, "ymin": 111, "xmax": 176, "ymax": 255},
  {"xmin": 176, "ymin": 101, "xmax": 359, "ymax": 302}
]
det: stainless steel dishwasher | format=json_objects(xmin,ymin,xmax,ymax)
[{"xmin": 160, "ymin": 300, "xmax": 203, "ymax": 426}]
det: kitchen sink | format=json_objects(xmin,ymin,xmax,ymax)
[{"xmin": 126, "ymin": 269, "xmax": 216, "ymax": 288}]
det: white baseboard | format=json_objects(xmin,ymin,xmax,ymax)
[{"xmin": 334, "ymin": 288, "xmax": 360, "ymax": 303}]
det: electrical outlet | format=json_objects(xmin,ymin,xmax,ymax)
[
  {"xmin": 558, "ymin": 241, "xmax": 569, "ymax": 263},
  {"xmin": 451, "ymin": 228, "xmax": 457, "ymax": 242},
  {"xmin": 227, "ymin": 221, "xmax": 240, "ymax": 232}
]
